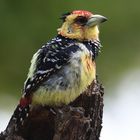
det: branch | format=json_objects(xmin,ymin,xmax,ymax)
[{"xmin": 0, "ymin": 79, "xmax": 104, "ymax": 140}]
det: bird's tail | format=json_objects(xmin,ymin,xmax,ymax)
[{"xmin": 5, "ymin": 104, "xmax": 30, "ymax": 134}]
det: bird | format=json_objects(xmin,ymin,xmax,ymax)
[{"xmin": 6, "ymin": 10, "xmax": 107, "ymax": 131}]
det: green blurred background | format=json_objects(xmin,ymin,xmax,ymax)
[{"xmin": 0, "ymin": 0, "xmax": 140, "ymax": 139}]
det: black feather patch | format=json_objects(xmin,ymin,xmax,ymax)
[{"xmin": 60, "ymin": 12, "xmax": 71, "ymax": 22}]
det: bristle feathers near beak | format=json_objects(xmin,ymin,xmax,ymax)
[{"xmin": 60, "ymin": 12, "xmax": 71, "ymax": 21}]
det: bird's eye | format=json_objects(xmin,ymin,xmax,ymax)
[{"xmin": 74, "ymin": 16, "xmax": 88, "ymax": 25}]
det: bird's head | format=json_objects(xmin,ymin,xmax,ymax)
[{"xmin": 58, "ymin": 10, "xmax": 107, "ymax": 41}]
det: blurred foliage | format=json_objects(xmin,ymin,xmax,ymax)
[{"xmin": 0, "ymin": 0, "xmax": 140, "ymax": 96}]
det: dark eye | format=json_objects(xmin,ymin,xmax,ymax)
[{"xmin": 74, "ymin": 16, "xmax": 88, "ymax": 25}]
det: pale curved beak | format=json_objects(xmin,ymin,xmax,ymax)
[{"xmin": 86, "ymin": 14, "xmax": 107, "ymax": 27}]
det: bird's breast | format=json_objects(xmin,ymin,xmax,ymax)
[
  {"xmin": 79, "ymin": 54, "xmax": 96, "ymax": 92},
  {"xmin": 32, "ymin": 45, "xmax": 96, "ymax": 106}
]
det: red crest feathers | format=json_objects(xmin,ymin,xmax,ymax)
[{"xmin": 72, "ymin": 10, "xmax": 93, "ymax": 17}]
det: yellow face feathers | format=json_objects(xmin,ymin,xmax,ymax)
[
  {"xmin": 58, "ymin": 15, "xmax": 99, "ymax": 41},
  {"xmin": 58, "ymin": 14, "xmax": 85, "ymax": 40},
  {"xmin": 58, "ymin": 10, "xmax": 107, "ymax": 41}
]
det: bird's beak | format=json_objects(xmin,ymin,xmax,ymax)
[{"xmin": 86, "ymin": 14, "xmax": 107, "ymax": 27}]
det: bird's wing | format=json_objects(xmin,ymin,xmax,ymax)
[{"xmin": 23, "ymin": 43, "xmax": 81, "ymax": 97}]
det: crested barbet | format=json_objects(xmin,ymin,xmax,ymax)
[{"xmin": 6, "ymin": 10, "xmax": 107, "ymax": 130}]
